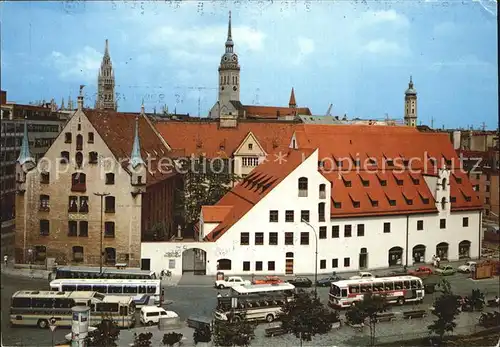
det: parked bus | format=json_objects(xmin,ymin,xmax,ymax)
[
  {"xmin": 52, "ymin": 266, "xmax": 156, "ymax": 280},
  {"xmin": 10, "ymin": 290, "xmax": 135, "ymax": 329},
  {"xmin": 214, "ymin": 293, "xmax": 289, "ymax": 323},
  {"xmin": 329, "ymin": 275, "xmax": 425, "ymax": 308},
  {"xmin": 229, "ymin": 283, "xmax": 296, "ymax": 298},
  {"xmin": 50, "ymin": 279, "xmax": 161, "ymax": 306}
]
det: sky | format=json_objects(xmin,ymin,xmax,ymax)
[{"xmin": 1, "ymin": 0, "xmax": 498, "ymax": 129}]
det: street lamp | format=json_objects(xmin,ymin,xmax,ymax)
[
  {"xmin": 301, "ymin": 219, "xmax": 318, "ymax": 297},
  {"xmin": 94, "ymin": 192, "xmax": 109, "ymax": 274}
]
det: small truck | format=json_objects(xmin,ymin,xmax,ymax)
[{"xmin": 214, "ymin": 276, "xmax": 251, "ymax": 289}]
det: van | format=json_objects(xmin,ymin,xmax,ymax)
[{"xmin": 140, "ymin": 306, "xmax": 179, "ymax": 325}]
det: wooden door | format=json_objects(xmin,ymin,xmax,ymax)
[{"xmin": 285, "ymin": 259, "xmax": 294, "ymax": 275}]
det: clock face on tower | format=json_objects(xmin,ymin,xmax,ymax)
[
  {"xmin": 232, "ymin": 55, "xmax": 238, "ymax": 62},
  {"xmin": 233, "ymin": 86, "xmax": 237, "ymax": 91}
]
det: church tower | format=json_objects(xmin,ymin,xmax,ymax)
[
  {"xmin": 218, "ymin": 11, "xmax": 240, "ymax": 106},
  {"xmin": 404, "ymin": 76, "xmax": 417, "ymax": 127},
  {"xmin": 96, "ymin": 39, "xmax": 117, "ymax": 111}
]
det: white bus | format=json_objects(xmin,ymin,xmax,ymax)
[
  {"xmin": 215, "ymin": 293, "xmax": 289, "ymax": 323},
  {"xmin": 329, "ymin": 275, "xmax": 425, "ymax": 308},
  {"xmin": 50, "ymin": 279, "xmax": 161, "ymax": 306},
  {"xmin": 229, "ymin": 283, "xmax": 296, "ymax": 298},
  {"xmin": 10, "ymin": 291, "xmax": 135, "ymax": 329},
  {"xmin": 53, "ymin": 266, "xmax": 156, "ymax": 280}
]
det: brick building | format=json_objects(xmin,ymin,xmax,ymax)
[{"xmin": 15, "ymin": 92, "xmax": 177, "ymax": 266}]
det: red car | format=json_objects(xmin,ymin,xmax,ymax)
[{"xmin": 409, "ymin": 266, "xmax": 433, "ymax": 278}]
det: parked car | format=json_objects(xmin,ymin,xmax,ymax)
[
  {"xmin": 215, "ymin": 276, "xmax": 251, "ymax": 289},
  {"xmin": 140, "ymin": 306, "xmax": 178, "ymax": 325},
  {"xmin": 316, "ymin": 275, "xmax": 344, "ymax": 287},
  {"xmin": 286, "ymin": 277, "xmax": 312, "ymax": 288},
  {"xmin": 408, "ymin": 266, "xmax": 434, "ymax": 278},
  {"xmin": 458, "ymin": 261, "xmax": 477, "ymax": 273},
  {"xmin": 252, "ymin": 276, "xmax": 284, "ymax": 285},
  {"xmin": 385, "ymin": 269, "xmax": 408, "ymax": 277},
  {"xmin": 349, "ymin": 272, "xmax": 375, "ymax": 280},
  {"xmin": 434, "ymin": 265, "xmax": 456, "ymax": 276}
]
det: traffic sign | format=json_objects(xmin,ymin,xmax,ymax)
[
  {"xmin": 49, "ymin": 316, "xmax": 57, "ymax": 331},
  {"xmin": 49, "ymin": 325, "xmax": 57, "ymax": 332}
]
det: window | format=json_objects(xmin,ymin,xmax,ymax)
[
  {"xmin": 71, "ymin": 173, "xmax": 86, "ymax": 192},
  {"xmin": 73, "ymin": 246, "xmax": 84, "ymax": 262},
  {"xmin": 255, "ymin": 261, "xmax": 263, "ymax": 271},
  {"xmin": 285, "ymin": 232, "xmax": 294, "ymax": 245},
  {"xmin": 298, "ymin": 177, "xmax": 308, "ymax": 197},
  {"xmin": 268, "ymin": 261, "xmax": 275, "ymax": 271},
  {"xmin": 344, "ymin": 225, "xmax": 352, "ymax": 237},
  {"xmin": 75, "ymin": 152, "xmax": 83, "ymax": 168},
  {"xmin": 105, "ymin": 173, "xmax": 115, "ymax": 185},
  {"xmin": 269, "ymin": 232, "xmax": 278, "ymax": 245},
  {"xmin": 79, "ymin": 196, "xmax": 88, "ymax": 213},
  {"xmin": 39, "ymin": 195, "xmax": 50, "ymax": 211},
  {"xmin": 269, "ymin": 210, "xmax": 278, "ymax": 222},
  {"xmin": 243, "ymin": 261, "xmax": 250, "ymax": 271},
  {"xmin": 440, "ymin": 219, "xmax": 446, "ymax": 229},
  {"xmin": 343, "ymin": 179, "xmax": 352, "ymax": 188},
  {"xmin": 40, "ymin": 220, "xmax": 49, "ymax": 236},
  {"xmin": 319, "ymin": 184, "xmax": 326, "ymax": 199},
  {"xmin": 318, "ymin": 203, "xmax": 325, "ymax": 222},
  {"xmin": 301, "ymin": 210, "xmax": 310, "ymax": 222},
  {"xmin": 320, "ymin": 260, "xmax": 326, "ymax": 269},
  {"xmin": 88, "ymin": 132, "xmax": 94, "ymax": 143},
  {"xmin": 79, "ymin": 221, "xmax": 88, "ymax": 237},
  {"xmin": 76, "ymin": 134, "xmax": 83, "ymax": 150},
  {"xmin": 333, "ymin": 201, "xmax": 341, "ymax": 209},
  {"xmin": 65, "ymin": 132, "xmax": 72, "ymax": 143},
  {"xmin": 248, "ymin": 143, "xmax": 253, "ymax": 150},
  {"xmin": 68, "ymin": 196, "xmax": 78, "ymax": 212},
  {"xmin": 89, "ymin": 151, "xmax": 98, "ymax": 164},
  {"xmin": 40, "ymin": 172, "xmax": 49, "ymax": 184},
  {"xmin": 383, "ymin": 222, "xmax": 391, "ymax": 233},
  {"xmin": 240, "ymin": 232, "xmax": 249, "ymax": 245},
  {"xmin": 241, "ymin": 156, "xmax": 259, "ymax": 167},
  {"xmin": 68, "ymin": 221, "xmax": 77, "ymax": 237},
  {"xmin": 300, "ymin": 232, "xmax": 309, "ymax": 245},
  {"xmin": 344, "ymin": 258, "xmax": 350, "ymax": 267},
  {"xmin": 353, "ymin": 201, "xmax": 360, "ymax": 208},
  {"xmin": 60, "ymin": 151, "xmax": 70, "ymax": 164},
  {"xmin": 332, "ymin": 225, "xmax": 339, "ymax": 238},
  {"xmin": 486, "ymin": 197, "xmax": 490, "ymax": 204},
  {"xmin": 285, "ymin": 210, "xmax": 294, "ymax": 222},
  {"xmin": 104, "ymin": 222, "xmax": 115, "ymax": 238},
  {"xmin": 105, "ymin": 196, "xmax": 115, "ymax": 213},
  {"xmin": 462, "ymin": 217, "xmax": 469, "ymax": 227},
  {"xmin": 319, "ymin": 226, "xmax": 327, "ymax": 239},
  {"xmin": 486, "ymin": 185, "xmax": 490, "ymax": 193},
  {"xmin": 357, "ymin": 224, "xmax": 365, "ymax": 237},
  {"xmin": 417, "ymin": 220, "xmax": 424, "ymax": 231},
  {"xmin": 389, "ymin": 199, "xmax": 396, "ymax": 206},
  {"xmin": 332, "ymin": 259, "xmax": 338, "ymax": 268},
  {"xmin": 255, "ymin": 232, "xmax": 264, "ymax": 245}
]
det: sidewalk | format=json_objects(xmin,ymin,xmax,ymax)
[{"xmin": 1, "ymin": 263, "xmax": 51, "ymax": 280}]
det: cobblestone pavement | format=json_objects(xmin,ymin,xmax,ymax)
[{"xmin": 2, "ymin": 268, "xmax": 499, "ymax": 346}]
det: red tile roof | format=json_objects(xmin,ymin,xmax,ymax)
[
  {"xmin": 84, "ymin": 109, "xmax": 175, "ymax": 186},
  {"xmin": 201, "ymin": 206, "xmax": 232, "ymax": 223},
  {"xmin": 201, "ymin": 124, "xmax": 482, "ymax": 239},
  {"xmin": 204, "ymin": 149, "xmax": 314, "ymax": 241},
  {"xmin": 154, "ymin": 121, "xmax": 297, "ymax": 158},
  {"xmin": 243, "ymin": 105, "xmax": 311, "ymax": 119}
]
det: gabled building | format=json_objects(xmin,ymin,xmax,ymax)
[
  {"xmin": 143, "ymin": 124, "xmax": 482, "ymax": 276},
  {"xmin": 15, "ymin": 90, "xmax": 177, "ymax": 266}
]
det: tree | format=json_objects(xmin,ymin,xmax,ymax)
[
  {"xmin": 212, "ymin": 313, "xmax": 256, "ymax": 347},
  {"xmin": 279, "ymin": 289, "xmax": 339, "ymax": 347},
  {"xmin": 468, "ymin": 289, "xmax": 485, "ymax": 311},
  {"xmin": 133, "ymin": 332, "xmax": 153, "ymax": 347},
  {"xmin": 428, "ymin": 279, "xmax": 461, "ymax": 345},
  {"xmin": 174, "ymin": 155, "xmax": 239, "ymax": 234},
  {"xmin": 193, "ymin": 325, "xmax": 212, "ymax": 344},
  {"xmin": 84, "ymin": 319, "xmax": 120, "ymax": 347},
  {"xmin": 162, "ymin": 332, "xmax": 183, "ymax": 346},
  {"xmin": 352, "ymin": 292, "xmax": 388, "ymax": 346}
]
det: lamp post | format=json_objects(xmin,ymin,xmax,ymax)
[
  {"xmin": 94, "ymin": 192, "xmax": 109, "ymax": 274},
  {"xmin": 301, "ymin": 219, "xmax": 318, "ymax": 297}
]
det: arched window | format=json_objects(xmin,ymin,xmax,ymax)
[
  {"xmin": 388, "ymin": 246, "xmax": 403, "ymax": 267},
  {"xmin": 412, "ymin": 244, "xmax": 426, "ymax": 264},
  {"xmin": 71, "ymin": 173, "xmax": 86, "ymax": 192},
  {"xmin": 217, "ymin": 259, "xmax": 232, "ymax": 270},
  {"xmin": 76, "ymin": 134, "xmax": 83, "ymax": 150},
  {"xmin": 318, "ymin": 202, "xmax": 325, "ymax": 222},
  {"xmin": 75, "ymin": 152, "xmax": 83, "ymax": 168},
  {"xmin": 441, "ymin": 197, "xmax": 447, "ymax": 210},
  {"xmin": 286, "ymin": 252, "xmax": 294, "ymax": 258},
  {"xmin": 298, "ymin": 177, "xmax": 308, "ymax": 197},
  {"xmin": 72, "ymin": 246, "xmax": 84, "ymax": 262},
  {"xmin": 319, "ymin": 184, "xmax": 326, "ymax": 199},
  {"xmin": 436, "ymin": 242, "xmax": 449, "ymax": 261},
  {"xmin": 459, "ymin": 240, "xmax": 471, "ymax": 259}
]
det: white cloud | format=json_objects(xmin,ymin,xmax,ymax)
[
  {"xmin": 359, "ymin": 9, "xmax": 410, "ymax": 28},
  {"xmin": 430, "ymin": 54, "xmax": 495, "ymax": 71},
  {"xmin": 433, "ymin": 22, "xmax": 456, "ymax": 37},
  {"xmin": 291, "ymin": 37, "xmax": 315, "ymax": 65},
  {"xmin": 363, "ymin": 39, "xmax": 406, "ymax": 56},
  {"xmin": 48, "ymin": 46, "xmax": 102, "ymax": 83}
]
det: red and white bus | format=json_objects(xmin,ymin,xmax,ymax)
[{"xmin": 328, "ymin": 275, "xmax": 425, "ymax": 308}]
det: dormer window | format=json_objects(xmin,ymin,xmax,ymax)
[
  {"xmin": 405, "ymin": 197, "xmax": 413, "ymax": 205},
  {"xmin": 65, "ymin": 132, "xmax": 72, "ymax": 143},
  {"xmin": 464, "ymin": 196, "xmax": 471, "ymax": 202},
  {"xmin": 40, "ymin": 172, "xmax": 49, "ymax": 184},
  {"xmin": 450, "ymin": 196, "xmax": 456, "ymax": 203},
  {"xmin": 342, "ymin": 177, "xmax": 352, "ymax": 188},
  {"xmin": 411, "ymin": 176, "xmax": 420, "ymax": 185},
  {"xmin": 396, "ymin": 178, "xmax": 403, "ymax": 186},
  {"xmin": 333, "ymin": 201, "xmax": 342, "ymax": 209},
  {"xmin": 455, "ymin": 176, "xmax": 462, "ymax": 184},
  {"xmin": 371, "ymin": 199, "xmax": 378, "ymax": 207},
  {"xmin": 353, "ymin": 201, "xmax": 360, "ymax": 208},
  {"xmin": 88, "ymin": 132, "xmax": 94, "ymax": 143},
  {"xmin": 361, "ymin": 178, "xmax": 369, "ymax": 187},
  {"xmin": 318, "ymin": 161, "xmax": 324, "ymax": 168},
  {"xmin": 367, "ymin": 157, "xmax": 376, "ymax": 166},
  {"xmin": 386, "ymin": 159, "xmax": 394, "ymax": 167},
  {"xmin": 89, "ymin": 151, "xmax": 98, "ymax": 164}
]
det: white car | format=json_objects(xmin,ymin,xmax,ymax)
[
  {"xmin": 140, "ymin": 306, "xmax": 179, "ymax": 325},
  {"xmin": 215, "ymin": 276, "xmax": 251, "ymax": 289},
  {"xmin": 349, "ymin": 272, "xmax": 375, "ymax": 280},
  {"xmin": 458, "ymin": 261, "xmax": 477, "ymax": 273}
]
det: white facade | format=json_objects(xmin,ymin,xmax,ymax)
[{"xmin": 141, "ymin": 149, "xmax": 481, "ymax": 276}]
